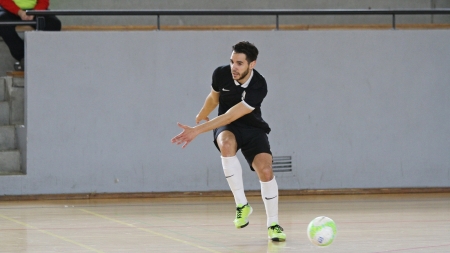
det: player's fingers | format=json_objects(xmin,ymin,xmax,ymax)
[
  {"xmin": 182, "ymin": 140, "xmax": 190, "ymax": 148},
  {"xmin": 178, "ymin": 137, "xmax": 186, "ymax": 145},
  {"xmin": 173, "ymin": 137, "xmax": 183, "ymax": 145},
  {"xmin": 171, "ymin": 132, "xmax": 184, "ymax": 143}
]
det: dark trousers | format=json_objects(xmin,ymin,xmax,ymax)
[{"xmin": 0, "ymin": 9, "xmax": 61, "ymax": 61}]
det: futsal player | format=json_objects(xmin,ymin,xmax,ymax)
[{"xmin": 171, "ymin": 41, "xmax": 286, "ymax": 241}]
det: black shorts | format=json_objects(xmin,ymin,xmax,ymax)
[{"xmin": 213, "ymin": 124, "xmax": 272, "ymax": 171}]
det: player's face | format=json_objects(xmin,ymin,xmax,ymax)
[{"xmin": 230, "ymin": 51, "xmax": 255, "ymax": 83}]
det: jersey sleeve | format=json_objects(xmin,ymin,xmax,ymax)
[
  {"xmin": 243, "ymin": 80, "xmax": 267, "ymax": 108},
  {"xmin": 1, "ymin": 0, "xmax": 21, "ymax": 14},
  {"xmin": 211, "ymin": 66, "xmax": 221, "ymax": 92},
  {"xmin": 34, "ymin": 0, "xmax": 49, "ymax": 10}
]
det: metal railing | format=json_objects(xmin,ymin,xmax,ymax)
[
  {"xmin": 1, "ymin": 9, "xmax": 449, "ymax": 30},
  {"xmin": 0, "ymin": 20, "xmax": 37, "ymax": 27}
]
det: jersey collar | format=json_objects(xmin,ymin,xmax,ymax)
[{"xmin": 234, "ymin": 70, "xmax": 253, "ymax": 88}]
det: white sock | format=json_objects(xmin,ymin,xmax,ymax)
[
  {"xmin": 222, "ymin": 156, "xmax": 248, "ymax": 206},
  {"xmin": 261, "ymin": 176, "xmax": 279, "ymax": 227}
]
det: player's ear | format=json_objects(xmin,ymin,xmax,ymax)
[{"xmin": 249, "ymin": 60, "xmax": 256, "ymax": 69}]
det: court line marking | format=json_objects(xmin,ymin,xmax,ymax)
[
  {"xmin": 111, "ymin": 211, "xmax": 247, "ymax": 253},
  {"xmin": 373, "ymin": 243, "xmax": 450, "ymax": 252},
  {"xmin": 79, "ymin": 208, "xmax": 222, "ymax": 253},
  {"xmin": 0, "ymin": 213, "xmax": 104, "ymax": 253}
]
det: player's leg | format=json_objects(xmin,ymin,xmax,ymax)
[
  {"xmin": 252, "ymin": 153, "xmax": 286, "ymax": 241},
  {"xmin": 218, "ymin": 130, "xmax": 247, "ymax": 205},
  {"xmin": 40, "ymin": 15, "xmax": 61, "ymax": 31},
  {"xmin": 215, "ymin": 129, "xmax": 252, "ymax": 228},
  {"xmin": 253, "ymin": 154, "xmax": 278, "ymax": 226},
  {"xmin": 241, "ymin": 129, "xmax": 286, "ymax": 241}
]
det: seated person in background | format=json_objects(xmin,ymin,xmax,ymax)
[{"xmin": 0, "ymin": 0, "xmax": 61, "ymax": 71}]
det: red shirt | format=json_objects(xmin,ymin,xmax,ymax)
[{"xmin": 0, "ymin": 0, "xmax": 49, "ymax": 15}]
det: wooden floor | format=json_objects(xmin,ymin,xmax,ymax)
[{"xmin": 0, "ymin": 193, "xmax": 449, "ymax": 253}]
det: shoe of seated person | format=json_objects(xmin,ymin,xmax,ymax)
[
  {"xmin": 14, "ymin": 59, "xmax": 24, "ymax": 71},
  {"xmin": 268, "ymin": 222, "xmax": 286, "ymax": 242},
  {"xmin": 233, "ymin": 203, "xmax": 252, "ymax": 228}
]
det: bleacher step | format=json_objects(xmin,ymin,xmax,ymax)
[
  {"xmin": 0, "ymin": 101, "xmax": 9, "ymax": 125},
  {"xmin": 0, "ymin": 125, "xmax": 16, "ymax": 150},
  {"xmin": 0, "ymin": 76, "xmax": 24, "ymax": 125},
  {"xmin": 0, "ymin": 150, "xmax": 21, "ymax": 174},
  {"xmin": 8, "ymin": 81, "xmax": 24, "ymax": 125},
  {"xmin": 0, "ymin": 77, "xmax": 5, "ymax": 101}
]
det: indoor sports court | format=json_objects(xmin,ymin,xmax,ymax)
[
  {"xmin": 1, "ymin": 192, "xmax": 450, "ymax": 252},
  {"xmin": 1, "ymin": 1, "xmax": 450, "ymax": 253}
]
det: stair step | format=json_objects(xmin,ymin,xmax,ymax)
[
  {"xmin": 0, "ymin": 101, "xmax": 9, "ymax": 125},
  {"xmin": 0, "ymin": 78, "xmax": 5, "ymax": 101},
  {"xmin": 8, "ymin": 83, "xmax": 24, "ymax": 125},
  {"xmin": 0, "ymin": 125, "xmax": 16, "ymax": 150},
  {"xmin": 0, "ymin": 150, "xmax": 21, "ymax": 174}
]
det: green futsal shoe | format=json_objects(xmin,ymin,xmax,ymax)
[
  {"xmin": 233, "ymin": 203, "xmax": 253, "ymax": 228},
  {"xmin": 268, "ymin": 222, "xmax": 286, "ymax": 242}
]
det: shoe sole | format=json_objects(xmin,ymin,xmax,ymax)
[
  {"xmin": 269, "ymin": 237, "xmax": 286, "ymax": 242},
  {"xmin": 238, "ymin": 222, "xmax": 249, "ymax": 229}
]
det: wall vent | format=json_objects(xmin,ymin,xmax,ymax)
[{"xmin": 272, "ymin": 156, "xmax": 292, "ymax": 172}]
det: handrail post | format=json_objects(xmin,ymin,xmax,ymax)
[
  {"xmin": 392, "ymin": 14, "xmax": 396, "ymax": 30},
  {"xmin": 36, "ymin": 16, "xmax": 45, "ymax": 30},
  {"xmin": 276, "ymin": 14, "xmax": 279, "ymax": 30},
  {"xmin": 157, "ymin": 15, "xmax": 160, "ymax": 30}
]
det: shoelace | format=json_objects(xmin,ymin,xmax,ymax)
[
  {"xmin": 269, "ymin": 224, "xmax": 284, "ymax": 233},
  {"xmin": 236, "ymin": 205, "xmax": 246, "ymax": 218}
]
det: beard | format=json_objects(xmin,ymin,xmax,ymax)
[{"xmin": 233, "ymin": 67, "xmax": 250, "ymax": 83}]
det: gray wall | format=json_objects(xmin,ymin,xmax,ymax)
[
  {"xmin": 0, "ymin": 30, "xmax": 449, "ymax": 195},
  {"xmin": 51, "ymin": 0, "xmax": 450, "ymax": 26},
  {"xmin": 2, "ymin": 0, "xmax": 450, "ymax": 74}
]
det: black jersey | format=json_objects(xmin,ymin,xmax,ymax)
[{"xmin": 211, "ymin": 65, "xmax": 271, "ymax": 134}]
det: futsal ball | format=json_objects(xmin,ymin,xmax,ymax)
[{"xmin": 307, "ymin": 216, "xmax": 337, "ymax": 246}]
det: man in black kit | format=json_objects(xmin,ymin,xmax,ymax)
[{"xmin": 171, "ymin": 41, "xmax": 286, "ymax": 241}]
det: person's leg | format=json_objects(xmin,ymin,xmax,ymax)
[
  {"xmin": 0, "ymin": 10, "xmax": 25, "ymax": 61},
  {"xmin": 252, "ymin": 153, "xmax": 286, "ymax": 241},
  {"xmin": 216, "ymin": 129, "xmax": 252, "ymax": 228},
  {"xmin": 41, "ymin": 15, "xmax": 61, "ymax": 31},
  {"xmin": 252, "ymin": 153, "xmax": 277, "ymax": 224},
  {"xmin": 242, "ymin": 129, "xmax": 286, "ymax": 241}
]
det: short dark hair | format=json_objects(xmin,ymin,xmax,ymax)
[{"xmin": 232, "ymin": 41, "xmax": 258, "ymax": 63}]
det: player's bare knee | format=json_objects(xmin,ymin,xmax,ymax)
[
  {"xmin": 218, "ymin": 141, "xmax": 237, "ymax": 156},
  {"xmin": 261, "ymin": 168, "xmax": 274, "ymax": 182},
  {"xmin": 254, "ymin": 165, "xmax": 273, "ymax": 182}
]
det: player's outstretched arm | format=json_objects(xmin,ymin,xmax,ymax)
[
  {"xmin": 171, "ymin": 102, "xmax": 252, "ymax": 148},
  {"xmin": 196, "ymin": 89, "xmax": 219, "ymax": 124}
]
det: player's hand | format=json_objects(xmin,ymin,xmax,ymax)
[
  {"xmin": 171, "ymin": 122, "xmax": 199, "ymax": 148},
  {"xmin": 195, "ymin": 115, "xmax": 209, "ymax": 125}
]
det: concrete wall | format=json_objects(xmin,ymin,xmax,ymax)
[
  {"xmin": 2, "ymin": 1, "xmax": 450, "ymax": 74},
  {"xmin": 0, "ymin": 30, "xmax": 449, "ymax": 195},
  {"xmin": 50, "ymin": 0, "xmax": 450, "ymax": 26}
]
